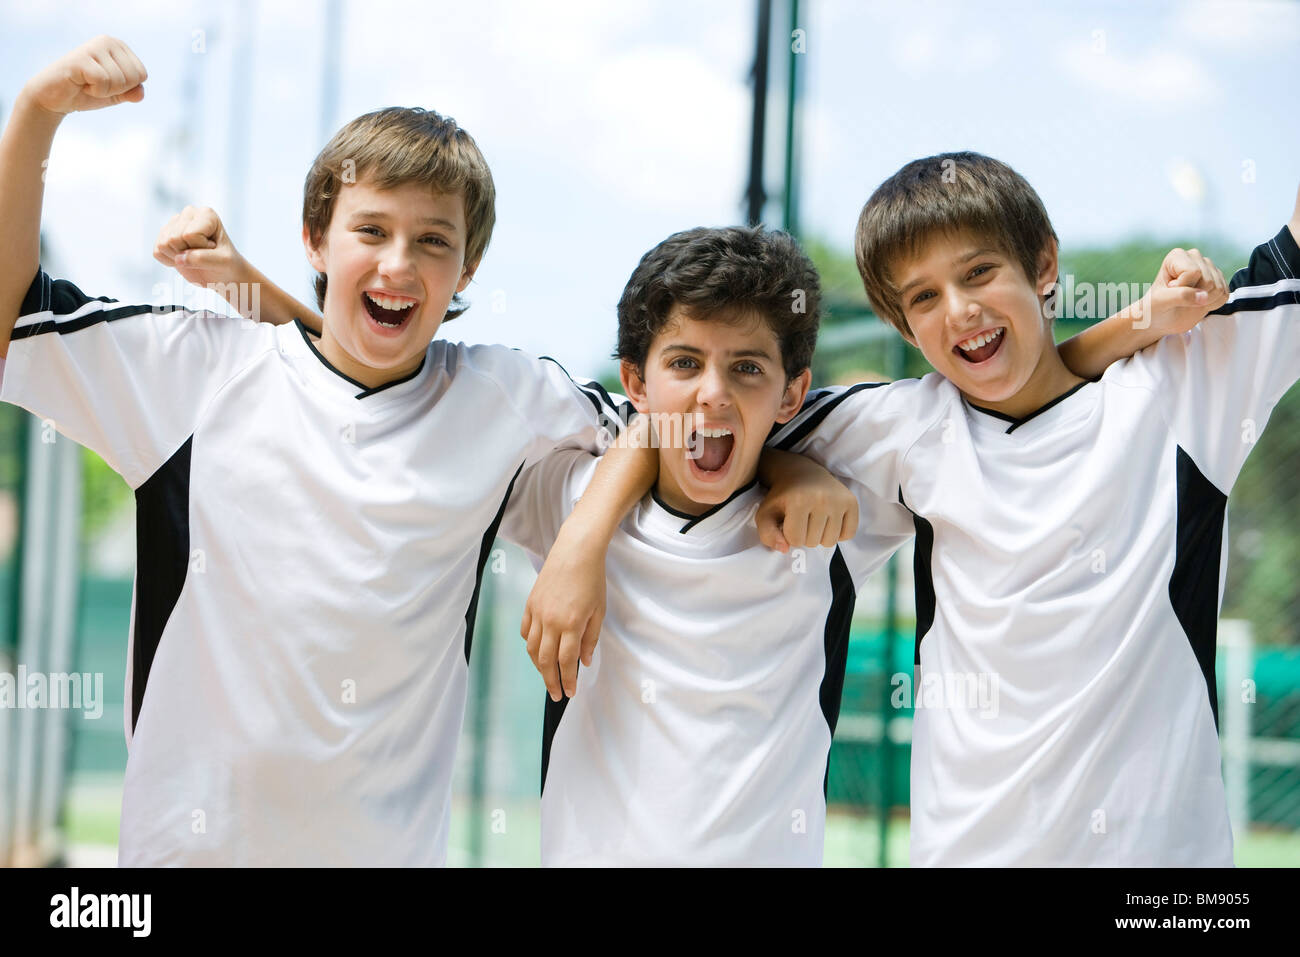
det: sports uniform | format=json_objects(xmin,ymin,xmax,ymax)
[
  {"xmin": 771, "ymin": 227, "xmax": 1300, "ymax": 865},
  {"xmin": 501, "ymin": 448, "xmax": 913, "ymax": 865},
  {"xmin": 1, "ymin": 269, "xmax": 617, "ymax": 866}
]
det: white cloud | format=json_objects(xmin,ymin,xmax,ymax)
[{"xmin": 1061, "ymin": 42, "xmax": 1221, "ymax": 105}]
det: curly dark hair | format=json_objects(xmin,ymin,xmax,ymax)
[{"xmin": 615, "ymin": 226, "xmax": 821, "ymax": 380}]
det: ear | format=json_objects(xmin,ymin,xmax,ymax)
[
  {"xmin": 1035, "ymin": 238, "xmax": 1059, "ymax": 298},
  {"xmin": 455, "ymin": 257, "xmax": 478, "ymax": 295},
  {"xmin": 619, "ymin": 359, "xmax": 651, "ymax": 415},
  {"xmin": 302, "ymin": 223, "xmax": 326, "ymax": 273},
  {"xmin": 774, "ymin": 368, "xmax": 812, "ymax": 424}
]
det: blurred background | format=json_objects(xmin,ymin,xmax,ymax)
[{"xmin": 1, "ymin": 0, "xmax": 1298, "ymax": 867}]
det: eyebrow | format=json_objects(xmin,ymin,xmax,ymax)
[
  {"xmin": 897, "ymin": 247, "xmax": 1000, "ymax": 298},
  {"xmin": 347, "ymin": 210, "xmax": 461, "ymax": 231},
  {"xmin": 661, "ymin": 344, "xmax": 776, "ymax": 362}
]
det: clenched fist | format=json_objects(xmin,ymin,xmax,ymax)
[
  {"xmin": 22, "ymin": 35, "xmax": 147, "ymax": 116},
  {"xmin": 153, "ymin": 205, "xmax": 245, "ymax": 289}
]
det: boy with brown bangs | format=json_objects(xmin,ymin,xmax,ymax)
[
  {"xmin": 0, "ymin": 35, "xmax": 654, "ymax": 867},
  {"xmin": 765, "ymin": 152, "xmax": 1300, "ymax": 866}
]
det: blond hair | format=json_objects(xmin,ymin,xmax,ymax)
[{"xmin": 302, "ymin": 107, "xmax": 496, "ymax": 320}]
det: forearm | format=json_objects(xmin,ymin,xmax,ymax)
[
  {"xmin": 557, "ymin": 434, "xmax": 658, "ymax": 548},
  {"xmin": 245, "ymin": 265, "xmax": 321, "ymax": 330},
  {"xmin": 1058, "ymin": 305, "xmax": 1156, "ymax": 381},
  {"xmin": 757, "ymin": 446, "xmax": 824, "ymax": 488},
  {"xmin": 0, "ymin": 93, "xmax": 63, "ymax": 354}
]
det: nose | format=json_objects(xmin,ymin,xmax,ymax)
[
  {"xmin": 377, "ymin": 241, "xmax": 416, "ymax": 284},
  {"xmin": 943, "ymin": 285, "xmax": 981, "ymax": 335},
  {"xmin": 695, "ymin": 363, "xmax": 732, "ymax": 410}
]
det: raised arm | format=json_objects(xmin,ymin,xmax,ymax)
[
  {"xmin": 153, "ymin": 205, "xmax": 322, "ymax": 330},
  {"xmin": 0, "ymin": 36, "xmax": 146, "ymax": 356},
  {"xmin": 1057, "ymin": 247, "xmax": 1229, "ymax": 380}
]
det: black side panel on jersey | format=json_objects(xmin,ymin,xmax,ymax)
[
  {"xmin": 818, "ymin": 547, "xmax": 856, "ymax": 797},
  {"xmin": 1169, "ymin": 447, "xmax": 1227, "ymax": 729},
  {"xmin": 900, "ymin": 489, "xmax": 936, "ymax": 664},
  {"xmin": 540, "ymin": 694, "xmax": 569, "ymax": 795},
  {"xmin": 464, "ymin": 462, "xmax": 525, "ymax": 664},
  {"xmin": 131, "ymin": 436, "xmax": 194, "ymax": 732}
]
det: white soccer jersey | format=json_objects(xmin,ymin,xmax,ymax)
[
  {"xmin": 1, "ymin": 269, "xmax": 617, "ymax": 866},
  {"xmin": 772, "ymin": 226, "xmax": 1300, "ymax": 866},
  {"xmin": 500, "ymin": 448, "xmax": 914, "ymax": 866}
]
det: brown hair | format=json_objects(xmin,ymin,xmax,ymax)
[
  {"xmin": 615, "ymin": 226, "xmax": 821, "ymax": 380},
  {"xmin": 302, "ymin": 106, "xmax": 496, "ymax": 321},
  {"xmin": 854, "ymin": 151, "xmax": 1058, "ymax": 339}
]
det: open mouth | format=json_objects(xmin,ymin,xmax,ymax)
[
  {"xmin": 954, "ymin": 326, "xmax": 1005, "ymax": 364},
  {"xmin": 687, "ymin": 427, "xmax": 736, "ymax": 479},
  {"xmin": 362, "ymin": 291, "xmax": 418, "ymax": 333}
]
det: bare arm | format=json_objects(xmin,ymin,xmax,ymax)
[
  {"xmin": 1, "ymin": 37, "xmax": 147, "ymax": 356},
  {"xmin": 522, "ymin": 427, "xmax": 657, "ymax": 700},
  {"xmin": 153, "ymin": 205, "xmax": 321, "ymax": 330},
  {"xmin": 1058, "ymin": 248, "xmax": 1229, "ymax": 381}
]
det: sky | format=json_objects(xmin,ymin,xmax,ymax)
[{"xmin": 2, "ymin": 0, "xmax": 1298, "ymax": 381}]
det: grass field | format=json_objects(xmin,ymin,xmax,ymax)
[{"xmin": 61, "ymin": 779, "xmax": 1300, "ymax": 867}]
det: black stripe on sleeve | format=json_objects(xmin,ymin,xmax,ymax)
[
  {"xmin": 1216, "ymin": 225, "xmax": 1299, "ymax": 303},
  {"xmin": 130, "ymin": 436, "xmax": 195, "ymax": 733},
  {"xmin": 9, "ymin": 269, "xmax": 191, "ymax": 342},
  {"xmin": 463, "ymin": 462, "xmax": 525, "ymax": 664},
  {"xmin": 1212, "ymin": 288, "xmax": 1300, "ymax": 317},
  {"xmin": 771, "ymin": 382, "xmax": 887, "ymax": 451},
  {"xmin": 1168, "ymin": 447, "xmax": 1227, "ymax": 730},
  {"xmin": 817, "ymin": 546, "xmax": 856, "ymax": 798},
  {"xmin": 10, "ymin": 300, "xmax": 189, "ymax": 342}
]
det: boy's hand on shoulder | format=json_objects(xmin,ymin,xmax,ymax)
[
  {"xmin": 22, "ymin": 36, "xmax": 147, "ymax": 117},
  {"xmin": 756, "ymin": 449, "xmax": 859, "ymax": 552},
  {"xmin": 153, "ymin": 206, "xmax": 246, "ymax": 290},
  {"xmin": 521, "ymin": 525, "xmax": 605, "ymax": 702},
  {"xmin": 1140, "ymin": 247, "xmax": 1229, "ymax": 336}
]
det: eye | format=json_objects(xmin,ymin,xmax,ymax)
[
  {"xmin": 669, "ymin": 356, "xmax": 698, "ymax": 370},
  {"xmin": 968, "ymin": 264, "xmax": 994, "ymax": 280},
  {"xmin": 910, "ymin": 290, "xmax": 935, "ymax": 306},
  {"xmin": 421, "ymin": 235, "xmax": 450, "ymax": 248},
  {"xmin": 357, "ymin": 225, "xmax": 383, "ymax": 237},
  {"xmin": 735, "ymin": 361, "xmax": 763, "ymax": 376}
]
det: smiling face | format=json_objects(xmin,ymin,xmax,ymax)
[
  {"xmin": 893, "ymin": 228, "xmax": 1074, "ymax": 416},
  {"xmin": 621, "ymin": 308, "xmax": 811, "ymax": 516},
  {"xmin": 302, "ymin": 178, "xmax": 475, "ymax": 388}
]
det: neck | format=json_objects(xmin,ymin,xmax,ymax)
[
  {"xmin": 313, "ymin": 324, "xmax": 422, "ymax": 390},
  {"xmin": 653, "ymin": 465, "xmax": 760, "ymax": 517},
  {"xmin": 964, "ymin": 346, "xmax": 1085, "ymax": 421}
]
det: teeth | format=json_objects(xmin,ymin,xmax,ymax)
[
  {"xmin": 366, "ymin": 292, "xmax": 417, "ymax": 313},
  {"xmin": 958, "ymin": 327, "xmax": 1003, "ymax": 352},
  {"xmin": 697, "ymin": 428, "xmax": 733, "ymax": 438}
]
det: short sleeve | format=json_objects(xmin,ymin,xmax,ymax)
[
  {"xmin": 767, "ymin": 376, "xmax": 942, "ymax": 505},
  {"xmin": 1, "ymin": 269, "xmax": 274, "ymax": 488},
  {"xmin": 1113, "ymin": 226, "xmax": 1300, "ymax": 492},
  {"xmin": 496, "ymin": 448, "xmax": 600, "ymax": 563},
  {"xmin": 454, "ymin": 345, "xmax": 632, "ymax": 470},
  {"xmin": 838, "ymin": 476, "xmax": 916, "ymax": 591}
]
